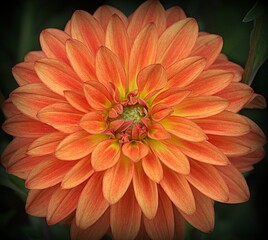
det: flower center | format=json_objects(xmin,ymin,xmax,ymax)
[{"xmin": 120, "ymin": 105, "xmax": 145, "ymax": 123}]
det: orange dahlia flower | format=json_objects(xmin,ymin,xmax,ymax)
[{"xmin": 1, "ymin": 0, "xmax": 266, "ymax": 239}]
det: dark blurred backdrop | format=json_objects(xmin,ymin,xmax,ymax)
[{"xmin": 0, "ymin": 0, "xmax": 267, "ymax": 239}]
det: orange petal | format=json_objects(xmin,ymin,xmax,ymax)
[
  {"xmin": 91, "ymin": 139, "xmax": 121, "ymax": 171},
  {"xmin": 178, "ymin": 139, "xmax": 229, "ymax": 165},
  {"xmin": 156, "ymin": 18, "xmax": 198, "ymax": 68},
  {"xmin": 190, "ymin": 34, "xmax": 223, "ymax": 68},
  {"xmin": 80, "ymin": 112, "xmax": 107, "ymax": 134},
  {"xmin": 76, "ymin": 173, "xmax": 109, "ymax": 229},
  {"xmin": 216, "ymin": 164, "xmax": 249, "ymax": 203},
  {"xmin": 215, "ymin": 82, "xmax": 253, "ymax": 112},
  {"xmin": 56, "ymin": 131, "xmax": 108, "ymax": 160},
  {"xmin": 166, "ymin": 6, "xmax": 186, "ymax": 27},
  {"xmin": 2, "ymin": 114, "xmax": 55, "ymax": 138},
  {"xmin": 246, "ymin": 93, "xmax": 266, "ymax": 109},
  {"xmin": 61, "ymin": 156, "xmax": 94, "ymax": 189},
  {"xmin": 111, "ymin": 185, "xmax": 141, "ymax": 240},
  {"xmin": 35, "ymin": 58, "xmax": 82, "ymax": 96},
  {"xmin": 70, "ymin": 10, "xmax": 104, "ymax": 55},
  {"xmin": 161, "ymin": 116, "xmax": 207, "ymax": 142},
  {"xmin": 173, "ymin": 96, "xmax": 228, "ymax": 119},
  {"xmin": 25, "ymin": 156, "xmax": 76, "ymax": 189},
  {"xmin": 150, "ymin": 103, "xmax": 173, "ymax": 122},
  {"xmin": 166, "ymin": 56, "xmax": 206, "ymax": 88},
  {"xmin": 83, "ymin": 81, "xmax": 113, "ymax": 110},
  {"xmin": 186, "ymin": 70, "xmax": 233, "ymax": 96},
  {"xmin": 10, "ymin": 83, "xmax": 64, "ymax": 120},
  {"xmin": 71, "ymin": 209, "xmax": 110, "ymax": 240},
  {"xmin": 66, "ymin": 39, "xmax": 96, "ymax": 81},
  {"xmin": 133, "ymin": 162, "xmax": 158, "ymax": 219},
  {"xmin": 127, "ymin": 0, "xmax": 166, "ymax": 43},
  {"xmin": 37, "ymin": 103, "xmax": 83, "ymax": 133},
  {"xmin": 12, "ymin": 62, "xmax": 41, "ymax": 86},
  {"xmin": 186, "ymin": 160, "xmax": 229, "ymax": 202},
  {"xmin": 94, "ymin": 5, "xmax": 128, "ymax": 30},
  {"xmin": 144, "ymin": 187, "xmax": 174, "ymax": 240},
  {"xmin": 128, "ymin": 24, "xmax": 158, "ymax": 90},
  {"xmin": 96, "ymin": 46, "xmax": 127, "ymax": 97},
  {"xmin": 103, "ymin": 155, "xmax": 134, "ymax": 204},
  {"xmin": 148, "ymin": 139, "xmax": 189, "ymax": 175},
  {"xmin": 152, "ymin": 88, "xmax": 190, "ymax": 107},
  {"xmin": 26, "ymin": 185, "xmax": 59, "ymax": 217},
  {"xmin": 24, "ymin": 51, "xmax": 46, "ymax": 62},
  {"xmin": 1, "ymin": 98, "xmax": 20, "ymax": 118},
  {"xmin": 137, "ymin": 64, "xmax": 167, "ymax": 99},
  {"xmin": 179, "ymin": 187, "xmax": 214, "ymax": 233},
  {"xmin": 64, "ymin": 90, "xmax": 91, "ymax": 113},
  {"xmin": 105, "ymin": 14, "xmax": 129, "ymax": 72},
  {"xmin": 160, "ymin": 166, "xmax": 196, "ymax": 215},
  {"xmin": 142, "ymin": 149, "xmax": 163, "ymax": 183},
  {"xmin": 148, "ymin": 122, "xmax": 171, "ymax": 140},
  {"xmin": 40, "ymin": 28, "xmax": 70, "ymax": 63},
  {"xmin": 47, "ymin": 182, "xmax": 85, "ymax": 224},
  {"xmin": 122, "ymin": 141, "xmax": 148, "ymax": 162}
]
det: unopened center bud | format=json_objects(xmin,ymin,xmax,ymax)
[{"xmin": 120, "ymin": 105, "xmax": 145, "ymax": 123}]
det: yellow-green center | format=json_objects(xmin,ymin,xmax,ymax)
[{"xmin": 120, "ymin": 105, "xmax": 144, "ymax": 122}]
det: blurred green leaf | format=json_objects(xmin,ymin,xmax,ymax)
[{"xmin": 242, "ymin": 1, "xmax": 268, "ymax": 85}]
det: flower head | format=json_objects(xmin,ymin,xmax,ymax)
[{"xmin": 1, "ymin": 1, "xmax": 266, "ymax": 239}]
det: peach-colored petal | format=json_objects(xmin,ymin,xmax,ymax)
[
  {"xmin": 148, "ymin": 139, "xmax": 190, "ymax": 175},
  {"xmin": 173, "ymin": 96, "xmax": 229, "ymax": 119},
  {"xmin": 37, "ymin": 103, "xmax": 83, "ymax": 133},
  {"xmin": 40, "ymin": 28, "xmax": 70, "ymax": 63},
  {"xmin": 122, "ymin": 141, "xmax": 149, "ymax": 162},
  {"xmin": 160, "ymin": 166, "xmax": 196, "ymax": 215},
  {"xmin": 161, "ymin": 116, "xmax": 207, "ymax": 142},
  {"xmin": 173, "ymin": 207, "xmax": 186, "ymax": 240},
  {"xmin": 150, "ymin": 103, "xmax": 173, "ymax": 122},
  {"xmin": 91, "ymin": 139, "xmax": 121, "ymax": 171},
  {"xmin": 70, "ymin": 10, "xmax": 104, "ymax": 55},
  {"xmin": 83, "ymin": 81, "xmax": 113, "ymax": 110},
  {"xmin": 103, "ymin": 155, "xmax": 134, "ymax": 204},
  {"xmin": 105, "ymin": 14, "xmax": 129, "ymax": 71},
  {"xmin": 56, "ymin": 131, "xmax": 108, "ymax": 160},
  {"xmin": 24, "ymin": 51, "xmax": 46, "ymax": 62},
  {"xmin": 94, "ymin": 5, "xmax": 128, "ymax": 30},
  {"xmin": 76, "ymin": 173, "xmax": 109, "ymax": 229},
  {"xmin": 66, "ymin": 39, "xmax": 96, "ymax": 81},
  {"xmin": 35, "ymin": 58, "xmax": 82, "ymax": 96},
  {"xmin": 71, "ymin": 210, "xmax": 110, "ymax": 240},
  {"xmin": 25, "ymin": 156, "xmax": 76, "ymax": 189},
  {"xmin": 144, "ymin": 187, "xmax": 174, "ymax": 240},
  {"xmin": 142, "ymin": 149, "xmax": 163, "ymax": 183},
  {"xmin": 128, "ymin": 24, "xmax": 158, "ymax": 90},
  {"xmin": 1, "ymin": 99, "xmax": 20, "ymax": 118},
  {"xmin": 111, "ymin": 185, "xmax": 141, "ymax": 240},
  {"xmin": 186, "ymin": 70, "xmax": 233, "ymax": 96},
  {"xmin": 133, "ymin": 162, "xmax": 158, "ymax": 219},
  {"xmin": 191, "ymin": 34, "xmax": 223, "ymax": 68},
  {"xmin": 127, "ymin": 0, "xmax": 166, "ymax": 43},
  {"xmin": 186, "ymin": 160, "xmax": 229, "ymax": 202},
  {"xmin": 178, "ymin": 139, "xmax": 229, "ymax": 165},
  {"xmin": 96, "ymin": 46, "xmax": 127, "ymax": 97},
  {"xmin": 148, "ymin": 122, "xmax": 171, "ymax": 140},
  {"xmin": 10, "ymin": 83, "xmax": 64, "ymax": 120},
  {"xmin": 166, "ymin": 56, "xmax": 206, "ymax": 88},
  {"xmin": 80, "ymin": 112, "xmax": 107, "ymax": 134},
  {"xmin": 26, "ymin": 185, "xmax": 59, "ymax": 217},
  {"xmin": 12, "ymin": 62, "xmax": 41, "ymax": 86},
  {"xmin": 179, "ymin": 187, "xmax": 214, "ymax": 233},
  {"xmin": 156, "ymin": 18, "xmax": 198, "ymax": 68},
  {"xmin": 47, "ymin": 182, "xmax": 85, "ymax": 224},
  {"xmin": 216, "ymin": 164, "xmax": 249, "ymax": 203},
  {"xmin": 215, "ymin": 82, "xmax": 253, "ymax": 112},
  {"xmin": 166, "ymin": 6, "xmax": 187, "ymax": 27},
  {"xmin": 246, "ymin": 93, "xmax": 266, "ymax": 109},
  {"xmin": 2, "ymin": 114, "xmax": 55, "ymax": 138},
  {"xmin": 61, "ymin": 156, "xmax": 94, "ymax": 189},
  {"xmin": 64, "ymin": 90, "xmax": 91, "ymax": 113}
]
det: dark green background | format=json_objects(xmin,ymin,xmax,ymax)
[{"xmin": 0, "ymin": 0, "xmax": 267, "ymax": 239}]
